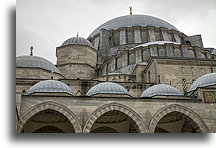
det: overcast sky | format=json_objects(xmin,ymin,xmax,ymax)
[{"xmin": 17, "ymin": 0, "xmax": 216, "ymax": 64}]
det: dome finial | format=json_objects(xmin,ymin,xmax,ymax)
[
  {"xmin": 76, "ymin": 32, "xmax": 79, "ymax": 37},
  {"xmin": 30, "ymin": 46, "xmax": 33, "ymax": 56},
  {"xmin": 129, "ymin": 6, "xmax": 132, "ymax": 15}
]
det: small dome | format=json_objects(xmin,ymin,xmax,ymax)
[
  {"xmin": 141, "ymin": 84, "xmax": 182, "ymax": 97},
  {"xmin": 16, "ymin": 56, "xmax": 61, "ymax": 74},
  {"xmin": 86, "ymin": 82, "xmax": 130, "ymax": 96},
  {"xmin": 61, "ymin": 36, "xmax": 93, "ymax": 48},
  {"xmin": 88, "ymin": 15, "xmax": 178, "ymax": 38},
  {"xmin": 26, "ymin": 80, "xmax": 74, "ymax": 95},
  {"xmin": 188, "ymin": 73, "xmax": 216, "ymax": 92}
]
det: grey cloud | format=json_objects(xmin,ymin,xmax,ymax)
[{"xmin": 17, "ymin": 0, "xmax": 216, "ymax": 63}]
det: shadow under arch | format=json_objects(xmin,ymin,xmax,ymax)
[
  {"xmin": 83, "ymin": 103, "xmax": 147, "ymax": 133},
  {"xmin": 148, "ymin": 104, "xmax": 209, "ymax": 133},
  {"xmin": 17, "ymin": 101, "xmax": 82, "ymax": 133}
]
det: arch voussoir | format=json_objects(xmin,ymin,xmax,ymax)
[
  {"xmin": 83, "ymin": 103, "xmax": 147, "ymax": 133},
  {"xmin": 17, "ymin": 101, "xmax": 82, "ymax": 133},
  {"xmin": 148, "ymin": 104, "xmax": 209, "ymax": 133}
]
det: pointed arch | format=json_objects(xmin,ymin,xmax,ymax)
[
  {"xmin": 83, "ymin": 103, "xmax": 147, "ymax": 133},
  {"xmin": 148, "ymin": 104, "xmax": 209, "ymax": 133},
  {"xmin": 17, "ymin": 101, "xmax": 82, "ymax": 133}
]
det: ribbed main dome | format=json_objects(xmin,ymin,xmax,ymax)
[
  {"xmin": 88, "ymin": 15, "xmax": 178, "ymax": 38},
  {"xmin": 16, "ymin": 56, "xmax": 61, "ymax": 74},
  {"xmin": 61, "ymin": 36, "xmax": 93, "ymax": 48},
  {"xmin": 26, "ymin": 80, "xmax": 74, "ymax": 95},
  {"xmin": 141, "ymin": 84, "xmax": 182, "ymax": 97},
  {"xmin": 188, "ymin": 73, "xmax": 216, "ymax": 92},
  {"xmin": 86, "ymin": 82, "xmax": 130, "ymax": 96}
]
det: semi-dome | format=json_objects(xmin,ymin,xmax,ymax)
[
  {"xmin": 141, "ymin": 84, "xmax": 182, "ymax": 97},
  {"xmin": 61, "ymin": 36, "xmax": 93, "ymax": 48},
  {"xmin": 188, "ymin": 73, "xmax": 216, "ymax": 92},
  {"xmin": 16, "ymin": 56, "xmax": 61, "ymax": 74},
  {"xmin": 88, "ymin": 15, "xmax": 178, "ymax": 38},
  {"xmin": 86, "ymin": 82, "xmax": 130, "ymax": 96},
  {"xmin": 26, "ymin": 80, "xmax": 74, "ymax": 95}
]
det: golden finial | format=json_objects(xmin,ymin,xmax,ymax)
[
  {"xmin": 30, "ymin": 46, "xmax": 33, "ymax": 56},
  {"xmin": 129, "ymin": 6, "xmax": 132, "ymax": 15},
  {"xmin": 76, "ymin": 32, "xmax": 79, "ymax": 37}
]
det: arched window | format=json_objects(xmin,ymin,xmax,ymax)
[
  {"xmin": 159, "ymin": 49, "xmax": 166, "ymax": 57},
  {"xmin": 174, "ymin": 49, "xmax": 181, "ymax": 57},
  {"xmin": 143, "ymin": 50, "xmax": 150, "ymax": 61},
  {"xmin": 108, "ymin": 64, "xmax": 111, "ymax": 72},
  {"xmin": 117, "ymin": 57, "xmax": 123, "ymax": 69},
  {"xmin": 188, "ymin": 50, "xmax": 195, "ymax": 58},
  {"xmin": 129, "ymin": 53, "xmax": 136, "ymax": 64},
  {"xmin": 155, "ymin": 31, "xmax": 161, "ymax": 41},
  {"xmin": 200, "ymin": 53, "xmax": 206, "ymax": 58}
]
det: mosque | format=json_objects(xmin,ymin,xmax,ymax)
[{"xmin": 16, "ymin": 8, "xmax": 216, "ymax": 133}]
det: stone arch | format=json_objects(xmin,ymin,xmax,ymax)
[
  {"xmin": 83, "ymin": 103, "xmax": 147, "ymax": 133},
  {"xmin": 17, "ymin": 101, "xmax": 82, "ymax": 133},
  {"xmin": 148, "ymin": 104, "xmax": 209, "ymax": 133}
]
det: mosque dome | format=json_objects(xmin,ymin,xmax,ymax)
[
  {"xmin": 88, "ymin": 15, "xmax": 178, "ymax": 38},
  {"xmin": 61, "ymin": 36, "xmax": 93, "ymax": 48},
  {"xmin": 16, "ymin": 56, "xmax": 61, "ymax": 74},
  {"xmin": 188, "ymin": 73, "xmax": 216, "ymax": 92},
  {"xmin": 26, "ymin": 80, "xmax": 74, "ymax": 95},
  {"xmin": 141, "ymin": 84, "xmax": 182, "ymax": 97},
  {"xmin": 86, "ymin": 82, "xmax": 130, "ymax": 96}
]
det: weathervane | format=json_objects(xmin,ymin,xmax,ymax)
[
  {"xmin": 30, "ymin": 46, "xmax": 33, "ymax": 56},
  {"xmin": 129, "ymin": 6, "xmax": 132, "ymax": 15}
]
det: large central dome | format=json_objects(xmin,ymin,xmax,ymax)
[{"xmin": 88, "ymin": 15, "xmax": 178, "ymax": 38}]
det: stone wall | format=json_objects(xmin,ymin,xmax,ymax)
[
  {"xmin": 18, "ymin": 95, "xmax": 215, "ymax": 133},
  {"xmin": 152, "ymin": 58, "xmax": 215, "ymax": 92},
  {"xmin": 16, "ymin": 68, "xmax": 64, "ymax": 79},
  {"xmin": 58, "ymin": 64, "xmax": 96, "ymax": 79},
  {"xmin": 99, "ymin": 43, "xmax": 213, "ymax": 77},
  {"xmin": 56, "ymin": 44, "xmax": 97, "ymax": 79}
]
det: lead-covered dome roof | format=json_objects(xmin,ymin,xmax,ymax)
[
  {"xmin": 61, "ymin": 36, "xmax": 93, "ymax": 48},
  {"xmin": 188, "ymin": 73, "xmax": 216, "ymax": 92},
  {"xmin": 86, "ymin": 82, "xmax": 130, "ymax": 96},
  {"xmin": 88, "ymin": 15, "xmax": 178, "ymax": 38},
  {"xmin": 26, "ymin": 80, "xmax": 74, "ymax": 95},
  {"xmin": 141, "ymin": 84, "xmax": 182, "ymax": 97},
  {"xmin": 16, "ymin": 56, "xmax": 61, "ymax": 74}
]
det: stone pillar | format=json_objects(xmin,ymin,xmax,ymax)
[
  {"xmin": 120, "ymin": 28, "xmax": 126, "ymax": 45},
  {"xmin": 165, "ymin": 44, "xmax": 174, "ymax": 57},
  {"xmin": 98, "ymin": 29, "xmax": 111, "ymax": 64},
  {"xmin": 148, "ymin": 27, "xmax": 156, "ymax": 42},
  {"xmin": 94, "ymin": 37, "xmax": 100, "ymax": 50},
  {"xmin": 181, "ymin": 45, "xmax": 189, "ymax": 58},
  {"xmin": 150, "ymin": 45, "xmax": 158, "ymax": 56},
  {"xmin": 122, "ymin": 54, "xmax": 128, "ymax": 67},
  {"xmin": 111, "ymin": 58, "xmax": 116, "ymax": 71},
  {"xmin": 161, "ymin": 28, "xmax": 169, "ymax": 41},
  {"xmin": 135, "ymin": 49, "xmax": 142, "ymax": 63},
  {"xmin": 194, "ymin": 47, "xmax": 202, "ymax": 58},
  {"xmin": 184, "ymin": 35, "xmax": 204, "ymax": 48},
  {"xmin": 133, "ymin": 27, "xmax": 142, "ymax": 43},
  {"xmin": 206, "ymin": 52, "xmax": 211, "ymax": 59}
]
